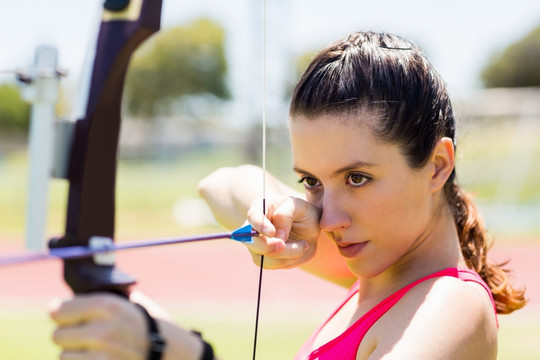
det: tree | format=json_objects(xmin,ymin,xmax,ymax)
[
  {"xmin": 124, "ymin": 18, "xmax": 230, "ymax": 117},
  {"xmin": 283, "ymin": 50, "xmax": 318, "ymax": 99},
  {"xmin": 0, "ymin": 83, "xmax": 30, "ymax": 133},
  {"xmin": 481, "ymin": 25, "xmax": 540, "ymax": 88}
]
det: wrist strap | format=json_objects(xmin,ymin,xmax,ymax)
[
  {"xmin": 135, "ymin": 304, "xmax": 167, "ymax": 360},
  {"xmin": 192, "ymin": 330, "xmax": 215, "ymax": 360}
]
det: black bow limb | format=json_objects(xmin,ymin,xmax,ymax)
[{"xmin": 48, "ymin": 0, "xmax": 163, "ymax": 297}]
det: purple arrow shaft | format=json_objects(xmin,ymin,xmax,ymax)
[{"xmin": 0, "ymin": 229, "xmax": 257, "ymax": 267}]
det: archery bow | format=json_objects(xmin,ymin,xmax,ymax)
[
  {"xmin": 14, "ymin": 0, "xmax": 267, "ymax": 357},
  {"xmin": 47, "ymin": 0, "xmax": 163, "ymax": 296}
]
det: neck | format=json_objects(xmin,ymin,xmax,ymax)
[{"xmin": 357, "ymin": 201, "xmax": 464, "ymax": 301}]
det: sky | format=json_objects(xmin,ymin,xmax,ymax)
[{"xmin": 1, "ymin": 0, "xmax": 540, "ymax": 123}]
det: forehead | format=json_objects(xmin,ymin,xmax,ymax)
[
  {"xmin": 289, "ymin": 113, "xmax": 378, "ymax": 146},
  {"xmin": 289, "ymin": 114, "xmax": 397, "ymax": 173}
]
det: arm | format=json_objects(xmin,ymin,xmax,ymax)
[
  {"xmin": 198, "ymin": 164, "xmax": 354, "ymax": 287},
  {"xmin": 197, "ymin": 165, "xmax": 292, "ymax": 230},
  {"xmin": 50, "ymin": 292, "xmax": 214, "ymax": 360}
]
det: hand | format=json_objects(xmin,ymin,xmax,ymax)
[
  {"xmin": 246, "ymin": 195, "xmax": 321, "ymax": 269},
  {"xmin": 49, "ymin": 293, "xmax": 148, "ymax": 359}
]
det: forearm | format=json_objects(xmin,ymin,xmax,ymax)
[
  {"xmin": 131, "ymin": 291, "xmax": 216, "ymax": 360},
  {"xmin": 159, "ymin": 320, "xmax": 210, "ymax": 360},
  {"xmin": 198, "ymin": 164, "xmax": 298, "ymax": 230}
]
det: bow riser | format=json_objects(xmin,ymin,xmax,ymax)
[{"xmin": 49, "ymin": 0, "xmax": 163, "ymax": 296}]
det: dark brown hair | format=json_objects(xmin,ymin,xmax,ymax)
[{"xmin": 290, "ymin": 31, "xmax": 526, "ymax": 314}]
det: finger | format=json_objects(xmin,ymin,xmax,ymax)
[
  {"xmin": 247, "ymin": 200, "xmax": 277, "ymax": 237},
  {"xmin": 271, "ymin": 197, "xmax": 298, "ymax": 241},
  {"xmin": 49, "ymin": 297, "xmax": 92, "ymax": 327},
  {"xmin": 250, "ymin": 251, "xmax": 306, "ymax": 269},
  {"xmin": 248, "ymin": 196, "xmax": 297, "ymax": 242},
  {"xmin": 260, "ymin": 239, "xmax": 309, "ymax": 260},
  {"xmin": 249, "ymin": 239, "xmax": 309, "ymax": 268},
  {"xmin": 53, "ymin": 318, "xmax": 119, "ymax": 350},
  {"xmin": 273, "ymin": 196, "xmax": 321, "ymax": 240},
  {"xmin": 53, "ymin": 320, "xmax": 143, "ymax": 358},
  {"xmin": 53, "ymin": 323, "xmax": 93, "ymax": 350},
  {"xmin": 245, "ymin": 234, "xmax": 287, "ymax": 255},
  {"xmin": 58, "ymin": 349, "xmax": 86, "ymax": 360},
  {"xmin": 247, "ymin": 195, "xmax": 293, "ymax": 236},
  {"xmin": 49, "ymin": 293, "xmax": 125, "ymax": 326},
  {"xmin": 59, "ymin": 346, "xmax": 141, "ymax": 360}
]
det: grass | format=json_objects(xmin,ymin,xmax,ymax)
[
  {"xmin": 457, "ymin": 117, "xmax": 540, "ymax": 203},
  {"xmin": 0, "ymin": 307, "xmax": 59, "ymax": 359},
  {"xmin": 0, "ymin": 306, "xmax": 539, "ymax": 359},
  {"xmin": 498, "ymin": 313, "xmax": 540, "ymax": 360}
]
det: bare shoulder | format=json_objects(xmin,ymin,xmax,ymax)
[{"xmin": 366, "ymin": 276, "xmax": 498, "ymax": 360}]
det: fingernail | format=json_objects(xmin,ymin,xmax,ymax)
[{"xmin": 291, "ymin": 240, "xmax": 308, "ymax": 252}]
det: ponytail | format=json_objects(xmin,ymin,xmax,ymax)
[{"xmin": 445, "ymin": 179, "xmax": 527, "ymax": 314}]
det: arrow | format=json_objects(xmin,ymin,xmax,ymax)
[{"xmin": 0, "ymin": 225, "xmax": 256, "ymax": 267}]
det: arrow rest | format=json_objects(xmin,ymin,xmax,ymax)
[{"xmin": 49, "ymin": 235, "xmax": 136, "ymax": 296}]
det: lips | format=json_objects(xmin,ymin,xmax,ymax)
[{"xmin": 336, "ymin": 241, "xmax": 368, "ymax": 258}]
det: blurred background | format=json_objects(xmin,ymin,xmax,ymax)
[{"xmin": 0, "ymin": 0, "xmax": 539, "ymax": 358}]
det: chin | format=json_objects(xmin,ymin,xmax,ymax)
[{"xmin": 347, "ymin": 260, "xmax": 388, "ymax": 280}]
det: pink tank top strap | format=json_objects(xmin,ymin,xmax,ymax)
[
  {"xmin": 295, "ymin": 281, "xmax": 361, "ymax": 359},
  {"xmin": 295, "ymin": 268, "xmax": 496, "ymax": 360}
]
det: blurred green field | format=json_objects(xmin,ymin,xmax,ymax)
[
  {"xmin": 0, "ymin": 307, "xmax": 539, "ymax": 359},
  {"xmin": 457, "ymin": 117, "xmax": 540, "ymax": 203},
  {"xmin": 0, "ymin": 306, "xmax": 316, "ymax": 360}
]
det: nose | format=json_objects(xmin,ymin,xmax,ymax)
[{"xmin": 318, "ymin": 191, "xmax": 351, "ymax": 232}]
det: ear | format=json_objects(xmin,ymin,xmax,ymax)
[{"xmin": 429, "ymin": 137, "xmax": 455, "ymax": 193}]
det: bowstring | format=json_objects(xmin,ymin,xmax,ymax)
[{"xmin": 252, "ymin": 0, "xmax": 266, "ymax": 358}]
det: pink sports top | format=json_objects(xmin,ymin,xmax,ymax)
[{"xmin": 295, "ymin": 268, "xmax": 497, "ymax": 360}]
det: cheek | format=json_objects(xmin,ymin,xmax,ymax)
[{"xmin": 357, "ymin": 178, "xmax": 431, "ymax": 238}]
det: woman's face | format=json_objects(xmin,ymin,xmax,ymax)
[{"xmin": 290, "ymin": 114, "xmax": 437, "ymax": 278}]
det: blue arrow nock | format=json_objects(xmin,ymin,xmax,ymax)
[{"xmin": 231, "ymin": 224, "xmax": 256, "ymax": 243}]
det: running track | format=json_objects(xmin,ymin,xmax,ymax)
[{"xmin": 0, "ymin": 239, "xmax": 538, "ymax": 313}]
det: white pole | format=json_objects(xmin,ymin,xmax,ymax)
[{"xmin": 20, "ymin": 46, "xmax": 60, "ymax": 250}]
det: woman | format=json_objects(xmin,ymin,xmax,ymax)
[
  {"xmin": 201, "ymin": 31, "xmax": 526, "ymax": 359},
  {"xmin": 50, "ymin": 31, "xmax": 525, "ymax": 359}
]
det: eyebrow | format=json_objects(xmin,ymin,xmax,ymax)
[{"xmin": 293, "ymin": 160, "xmax": 378, "ymax": 178}]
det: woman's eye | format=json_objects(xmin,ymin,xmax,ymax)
[
  {"xmin": 347, "ymin": 173, "xmax": 370, "ymax": 187},
  {"xmin": 298, "ymin": 176, "xmax": 320, "ymax": 189}
]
